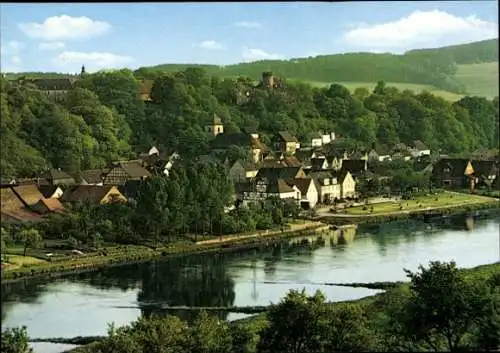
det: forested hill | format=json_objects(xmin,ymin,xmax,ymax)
[
  {"xmin": 1, "ymin": 68, "xmax": 499, "ymax": 179},
  {"xmin": 405, "ymin": 39, "xmax": 498, "ymax": 64},
  {"xmin": 134, "ymin": 39, "xmax": 499, "ymax": 95}
]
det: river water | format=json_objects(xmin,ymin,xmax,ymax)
[{"xmin": 2, "ymin": 211, "xmax": 499, "ymax": 353}]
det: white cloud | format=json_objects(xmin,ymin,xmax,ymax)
[
  {"xmin": 38, "ymin": 41, "xmax": 66, "ymax": 51},
  {"xmin": 1, "ymin": 40, "xmax": 26, "ymax": 56},
  {"xmin": 10, "ymin": 56, "xmax": 22, "ymax": 66},
  {"xmin": 235, "ymin": 21, "xmax": 262, "ymax": 29},
  {"xmin": 342, "ymin": 10, "xmax": 498, "ymax": 51},
  {"xmin": 19, "ymin": 15, "xmax": 111, "ymax": 41},
  {"xmin": 242, "ymin": 48, "xmax": 284, "ymax": 61},
  {"xmin": 196, "ymin": 40, "xmax": 224, "ymax": 50},
  {"xmin": 52, "ymin": 51, "xmax": 134, "ymax": 71}
]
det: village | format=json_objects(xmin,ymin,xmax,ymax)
[{"xmin": 1, "ymin": 110, "xmax": 498, "ymax": 226}]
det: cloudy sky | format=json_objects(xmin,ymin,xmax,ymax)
[{"xmin": 0, "ymin": 1, "xmax": 497, "ymax": 73}]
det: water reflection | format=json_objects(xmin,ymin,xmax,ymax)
[{"xmin": 1, "ymin": 211, "xmax": 499, "ymax": 345}]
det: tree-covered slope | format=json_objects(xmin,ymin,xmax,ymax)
[
  {"xmin": 136, "ymin": 39, "xmax": 499, "ymax": 96},
  {"xmin": 1, "ymin": 68, "xmax": 498, "ymax": 179}
]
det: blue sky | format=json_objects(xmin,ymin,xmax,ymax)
[{"xmin": 1, "ymin": 1, "xmax": 498, "ymax": 73}]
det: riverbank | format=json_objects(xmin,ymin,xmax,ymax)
[
  {"xmin": 52, "ymin": 261, "xmax": 500, "ymax": 352},
  {"xmin": 1, "ymin": 221, "xmax": 329, "ymax": 283},
  {"xmin": 319, "ymin": 192, "xmax": 499, "ymax": 225}
]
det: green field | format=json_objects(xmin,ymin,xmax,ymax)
[
  {"xmin": 345, "ymin": 192, "xmax": 496, "ymax": 215},
  {"xmin": 300, "ymin": 81, "xmax": 465, "ymax": 101},
  {"xmin": 456, "ymin": 62, "xmax": 499, "ymax": 99}
]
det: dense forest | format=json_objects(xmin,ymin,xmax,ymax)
[{"xmin": 1, "ymin": 66, "xmax": 498, "ymax": 179}]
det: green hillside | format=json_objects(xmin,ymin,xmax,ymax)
[{"xmin": 135, "ymin": 39, "xmax": 498, "ymax": 99}]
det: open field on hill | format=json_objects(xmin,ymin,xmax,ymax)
[
  {"xmin": 299, "ymin": 81, "xmax": 465, "ymax": 101},
  {"xmin": 456, "ymin": 62, "xmax": 499, "ymax": 99}
]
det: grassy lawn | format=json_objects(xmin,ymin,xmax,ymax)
[
  {"xmin": 456, "ymin": 62, "xmax": 499, "ymax": 99},
  {"xmin": 345, "ymin": 192, "xmax": 496, "ymax": 215}
]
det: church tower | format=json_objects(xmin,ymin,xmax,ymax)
[
  {"xmin": 80, "ymin": 65, "xmax": 86, "ymax": 78},
  {"xmin": 205, "ymin": 113, "xmax": 224, "ymax": 138}
]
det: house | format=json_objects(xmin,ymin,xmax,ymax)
[
  {"xmin": 257, "ymin": 72, "xmax": 285, "ymax": 89},
  {"xmin": 276, "ymin": 131, "xmax": 299, "ymax": 154},
  {"xmin": 11, "ymin": 184, "xmax": 45, "ymax": 206},
  {"xmin": 228, "ymin": 160, "xmax": 259, "ymax": 183},
  {"xmin": 31, "ymin": 198, "xmax": 65, "ymax": 215},
  {"xmin": 350, "ymin": 151, "xmax": 369, "ymax": 161},
  {"xmin": 256, "ymin": 166, "xmax": 306, "ymax": 181},
  {"xmin": 294, "ymin": 149, "xmax": 320, "ymax": 166},
  {"xmin": 340, "ymin": 159, "xmax": 367, "ymax": 179},
  {"xmin": 471, "ymin": 148, "xmax": 499, "ymax": 161},
  {"xmin": 431, "ymin": 159, "xmax": 475, "ymax": 189},
  {"xmin": 311, "ymin": 133, "xmax": 323, "ymax": 147},
  {"xmin": 325, "ymin": 155, "xmax": 343, "ymax": 171},
  {"xmin": 79, "ymin": 169, "xmax": 109, "ymax": 186},
  {"xmin": 38, "ymin": 185, "xmax": 64, "ymax": 199},
  {"xmin": 205, "ymin": 113, "xmax": 224, "ymax": 138},
  {"xmin": 471, "ymin": 160, "xmax": 498, "ymax": 187},
  {"xmin": 411, "ymin": 140, "xmax": 431, "ymax": 157},
  {"xmin": 42, "ymin": 169, "xmax": 75, "ymax": 186},
  {"xmin": 211, "ymin": 132, "xmax": 270, "ymax": 163},
  {"xmin": 310, "ymin": 158, "xmax": 329, "ymax": 171},
  {"xmin": 61, "ymin": 185, "xmax": 127, "ymax": 204},
  {"xmin": 332, "ymin": 170, "xmax": 357, "ymax": 199},
  {"xmin": 242, "ymin": 127, "xmax": 260, "ymax": 140},
  {"xmin": 287, "ymin": 178, "xmax": 318, "ymax": 209},
  {"xmin": 307, "ymin": 171, "xmax": 341, "ymax": 203},
  {"xmin": 149, "ymin": 152, "xmax": 181, "ymax": 176},
  {"xmin": 281, "ymin": 156, "xmax": 302, "ymax": 168},
  {"xmin": 0, "ymin": 186, "xmax": 43, "ymax": 224},
  {"xmin": 103, "ymin": 161, "xmax": 152, "ymax": 186},
  {"xmin": 238, "ymin": 177, "xmax": 300, "ymax": 207},
  {"xmin": 321, "ymin": 132, "xmax": 335, "ymax": 145}
]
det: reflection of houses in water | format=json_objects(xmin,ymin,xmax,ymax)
[
  {"xmin": 285, "ymin": 225, "xmax": 358, "ymax": 248},
  {"xmin": 465, "ymin": 216, "xmax": 475, "ymax": 231}
]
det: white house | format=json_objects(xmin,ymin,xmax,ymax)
[
  {"xmin": 148, "ymin": 146, "xmax": 160, "ymax": 156},
  {"xmin": 311, "ymin": 133, "xmax": 323, "ymax": 147},
  {"xmin": 240, "ymin": 178, "xmax": 301, "ymax": 207},
  {"xmin": 308, "ymin": 171, "xmax": 341, "ymax": 203},
  {"xmin": 288, "ymin": 178, "xmax": 318, "ymax": 209}
]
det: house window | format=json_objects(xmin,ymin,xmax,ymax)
[
  {"xmin": 444, "ymin": 168, "xmax": 450, "ymax": 172},
  {"xmin": 208, "ymin": 127, "xmax": 212, "ymax": 132},
  {"xmin": 218, "ymin": 127, "xmax": 221, "ymax": 133}
]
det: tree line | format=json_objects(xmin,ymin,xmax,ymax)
[
  {"xmin": 1, "ymin": 67, "xmax": 499, "ymax": 179},
  {"xmin": 3, "ymin": 261, "xmax": 499, "ymax": 352}
]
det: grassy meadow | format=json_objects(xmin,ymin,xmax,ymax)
[{"xmin": 456, "ymin": 62, "xmax": 499, "ymax": 99}]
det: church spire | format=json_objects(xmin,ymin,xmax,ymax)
[{"xmin": 80, "ymin": 65, "xmax": 86, "ymax": 78}]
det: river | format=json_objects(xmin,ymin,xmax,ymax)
[{"xmin": 2, "ymin": 211, "xmax": 499, "ymax": 353}]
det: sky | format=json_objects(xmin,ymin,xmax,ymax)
[{"xmin": 0, "ymin": 1, "xmax": 498, "ymax": 73}]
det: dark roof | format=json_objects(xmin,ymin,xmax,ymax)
[
  {"xmin": 340, "ymin": 159, "xmax": 367, "ymax": 175},
  {"xmin": 258, "ymin": 178, "xmax": 295, "ymax": 194},
  {"xmin": 413, "ymin": 140, "xmax": 429, "ymax": 151},
  {"xmin": 81, "ymin": 169, "xmax": 109, "ymax": 184},
  {"xmin": 242, "ymin": 127, "xmax": 259, "ymax": 135},
  {"xmin": 37, "ymin": 185, "xmax": 62, "ymax": 198},
  {"xmin": 331, "ymin": 169, "xmax": 350, "ymax": 183},
  {"xmin": 472, "ymin": 160, "xmax": 498, "ymax": 177},
  {"xmin": 432, "ymin": 158, "xmax": 471, "ymax": 178},
  {"xmin": 282, "ymin": 156, "xmax": 302, "ymax": 167},
  {"xmin": 288, "ymin": 178, "xmax": 314, "ymax": 195},
  {"xmin": 310, "ymin": 158, "xmax": 327, "ymax": 170},
  {"xmin": 256, "ymin": 166, "xmax": 303, "ymax": 182},
  {"xmin": 294, "ymin": 149, "xmax": 316, "ymax": 162},
  {"xmin": 310, "ymin": 132, "xmax": 322, "ymax": 139},
  {"xmin": 43, "ymin": 169, "xmax": 75, "ymax": 183},
  {"xmin": 306, "ymin": 170, "xmax": 334, "ymax": 182},
  {"xmin": 112, "ymin": 161, "xmax": 152, "ymax": 179},
  {"xmin": 26, "ymin": 78, "xmax": 76, "ymax": 91},
  {"xmin": 277, "ymin": 131, "xmax": 298, "ymax": 143},
  {"xmin": 61, "ymin": 185, "xmax": 122, "ymax": 203}
]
